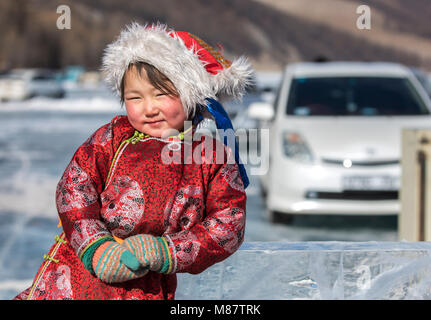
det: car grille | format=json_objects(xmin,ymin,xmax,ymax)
[
  {"xmin": 305, "ymin": 190, "xmax": 398, "ymax": 201},
  {"xmin": 321, "ymin": 158, "xmax": 399, "ymax": 167}
]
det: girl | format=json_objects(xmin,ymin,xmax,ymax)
[{"xmin": 14, "ymin": 22, "xmax": 253, "ymax": 300}]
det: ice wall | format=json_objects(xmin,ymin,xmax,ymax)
[{"xmin": 176, "ymin": 241, "xmax": 431, "ymax": 300}]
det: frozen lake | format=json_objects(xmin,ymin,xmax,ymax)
[{"xmin": 0, "ymin": 96, "xmax": 398, "ymax": 299}]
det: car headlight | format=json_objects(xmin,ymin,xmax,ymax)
[{"xmin": 282, "ymin": 131, "xmax": 314, "ymax": 164}]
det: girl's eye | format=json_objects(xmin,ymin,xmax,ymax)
[
  {"xmin": 156, "ymin": 93, "xmax": 166, "ymax": 97},
  {"xmin": 127, "ymin": 97, "xmax": 141, "ymax": 100}
]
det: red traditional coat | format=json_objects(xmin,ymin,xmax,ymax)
[{"xmin": 14, "ymin": 115, "xmax": 246, "ymax": 300}]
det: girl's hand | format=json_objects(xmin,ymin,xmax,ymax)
[
  {"xmin": 121, "ymin": 234, "xmax": 172, "ymax": 274},
  {"xmin": 92, "ymin": 241, "xmax": 148, "ymax": 283}
]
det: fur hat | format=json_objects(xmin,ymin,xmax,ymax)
[{"xmin": 101, "ymin": 22, "xmax": 254, "ymax": 116}]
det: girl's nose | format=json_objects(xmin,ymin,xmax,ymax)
[{"xmin": 144, "ymin": 99, "xmax": 159, "ymax": 116}]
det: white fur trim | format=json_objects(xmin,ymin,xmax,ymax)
[
  {"xmin": 211, "ymin": 56, "xmax": 255, "ymax": 100},
  {"xmin": 101, "ymin": 22, "xmax": 253, "ymax": 116}
]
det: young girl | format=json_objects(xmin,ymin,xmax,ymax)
[{"xmin": 14, "ymin": 22, "xmax": 253, "ymax": 300}]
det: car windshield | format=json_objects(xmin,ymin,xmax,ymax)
[{"xmin": 286, "ymin": 77, "xmax": 430, "ymax": 116}]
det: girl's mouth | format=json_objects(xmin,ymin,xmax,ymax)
[{"xmin": 146, "ymin": 120, "xmax": 164, "ymax": 126}]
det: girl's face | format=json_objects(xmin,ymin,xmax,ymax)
[{"xmin": 123, "ymin": 66, "xmax": 186, "ymax": 137}]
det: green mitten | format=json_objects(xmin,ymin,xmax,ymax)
[
  {"xmin": 121, "ymin": 234, "xmax": 172, "ymax": 274},
  {"xmin": 92, "ymin": 241, "xmax": 148, "ymax": 283}
]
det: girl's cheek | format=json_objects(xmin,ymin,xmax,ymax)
[
  {"xmin": 164, "ymin": 97, "xmax": 185, "ymax": 120},
  {"xmin": 125, "ymin": 102, "xmax": 139, "ymax": 117}
]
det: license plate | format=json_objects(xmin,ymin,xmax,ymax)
[{"xmin": 342, "ymin": 175, "xmax": 399, "ymax": 191}]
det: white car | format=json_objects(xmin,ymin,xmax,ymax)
[
  {"xmin": 0, "ymin": 69, "xmax": 64, "ymax": 101},
  {"xmin": 250, "ymin": 62, "xmax": 431, "ymax": 222}
]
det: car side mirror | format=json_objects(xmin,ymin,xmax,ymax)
[{"xmin": 247, "ymin": 102, "xmax": 274, "ymax": 121}]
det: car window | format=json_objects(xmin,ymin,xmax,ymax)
[{"xmin": 286, "ymin": 77, "xmax": 430, "ymax": 116}]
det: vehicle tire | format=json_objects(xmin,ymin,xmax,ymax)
[
  {"xmin": 267, "ymin": 209, "xmax": 294, "ymax": 225},
  {"xmin": 259, "ymin": 179, "xmax": 267, "ymax": 199},
  {"xmin": 55, "ymin": 91, "xmax": 65, "ymax": 99}
]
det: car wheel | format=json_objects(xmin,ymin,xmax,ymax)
[
  {"xmin": 26, "ymin": 93, "xmax": 36, "ymax": 100},
  {"xmin": 55, "ymin": 91, "xmax": 65, "ymax": 99},
  {"xmin": 259, "ymin": 179, "xmax": 267, "ymax": 199},
  {"xmin": 266, "ymin": 209, "xmax": 294, "ymax": 225}
]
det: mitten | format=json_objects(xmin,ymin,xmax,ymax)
[
  {"xmin": 121, "ymin": 234, "xmax": 172, "ymax": 274},
  {"xmin": 91, "ymin": 240, "xmax": 148, "ymax": 283}
]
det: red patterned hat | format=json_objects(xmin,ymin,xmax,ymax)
[{"xmin": 101, "ymin": 22, "xmax": 254, "ymax": 116}]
